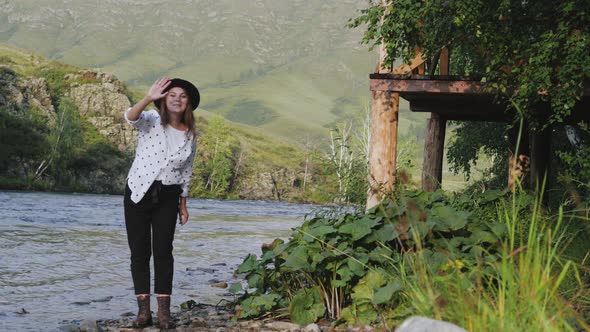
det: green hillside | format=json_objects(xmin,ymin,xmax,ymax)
[
  {"xmin": 0, "ymin": 43, "xmax": 382, "ymax": 202},
  {"xmin": 0, "ymin": 0, "xmax": 429, "ymax": 142}
]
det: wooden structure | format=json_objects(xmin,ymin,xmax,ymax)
[{"xmin": 366, "ymin": 52, "xmax": 590, "ymax": 208}]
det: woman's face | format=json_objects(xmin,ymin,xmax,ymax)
[{"xmin": 165, "ymin": 87, "xmax": 189, "ymax": 114}]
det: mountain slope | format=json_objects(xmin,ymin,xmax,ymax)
[{"xmin": 0, "ymin": 0, "xmax": 426, "ymax": 141}]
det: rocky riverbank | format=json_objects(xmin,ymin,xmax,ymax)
[
  {"xmin": 79, "ymin": 302, "xmax": 381, "ymax": 332},
  {"xmin": 76, "ymin": 303, "xmax": 466, "ymax": 332}
]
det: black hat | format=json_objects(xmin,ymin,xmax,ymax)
[{"xmin": 154, "ymin": 78, "xmax": 200, "ymax": 111}]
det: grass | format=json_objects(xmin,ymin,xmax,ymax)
[{"xmin": 397, "ymin": 190, "xmax": 589, "ymax": 331}]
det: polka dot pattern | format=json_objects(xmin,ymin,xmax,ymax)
[{"xmin": 124, "ymin": 109, "xmax": 197, "ymax": 203}]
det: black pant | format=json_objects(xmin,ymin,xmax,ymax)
[{"xmin": 124, "ymin": 181, "xmax": 182, "ymax": 295}]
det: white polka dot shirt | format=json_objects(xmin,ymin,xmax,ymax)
[{"xmin": 124, "ymin": 109, "xmax": 197, "ymax": 203}]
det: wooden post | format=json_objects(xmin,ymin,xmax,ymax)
[
  {"xmin": 422, "ymin": 113, "xmax": 446, "ymax": 191},
  {"xmin": 421, "ymin": 46, "xmax": 449, "ymax": 191},
  {"xmin": 366, "ymin": 0, "xmax": 399, "ymax": 209},
  {"xmin": 530, "ymin": 127, "xmax": 551, "ymax": 191},
  {"xmin": 439, "ymin": 47, "xmax": 450, "ymax": 75},
  {"xmin": 367, "ymin": 91, "xmax": 399, "ymax": 208}
]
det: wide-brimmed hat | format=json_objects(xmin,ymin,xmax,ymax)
[{"xmin": 154, "ymin": 78, "xmax": 200, "ymax": 111}]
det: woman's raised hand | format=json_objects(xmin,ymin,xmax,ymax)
[{"xmin": 146, "ymin": 78, "xmax": 171, "ymax": 102}]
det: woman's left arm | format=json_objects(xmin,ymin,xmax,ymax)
[
  {"xmin": 179, "ymin": 197, "xmax": 189, "ymax": 225},
  {"xmin": 179, "ymin": 142, "xmax": 197, "ymax": 225}
]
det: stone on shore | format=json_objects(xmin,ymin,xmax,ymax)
[
  {"xmin": 396, "ymin": 316, "xmax": 467, "ymax": 332},
  {"xmin": 78, "ymin": 319, "xmax": 99, "ymax": 332}
]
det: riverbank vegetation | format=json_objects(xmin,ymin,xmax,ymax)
[
  {"xmin": 230, "ymin": 0, "xmax": 590, "ymax": 329},
  {"xmin": 232, "ymin": 183, "xmax": 590, "ymax": 330}
]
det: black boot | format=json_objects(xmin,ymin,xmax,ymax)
[
  {"xmin": 157, "ymin": 296, "xmax": 174, "ymax": 329},
  {"xmin": 133, "ymin": 295, "xmax": 153, "ymax": 328}
]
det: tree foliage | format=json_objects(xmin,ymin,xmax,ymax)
[
  {"xmin": 0, "ymin": 107, "xmax": 49, "ymax": 176},
  {"xmin": 349, "ymin": 0, "xmax": 589, "ymax": 126},
  {"xmin": 191, "ymin": 116, "xmax": 240, "ymax": 197},
  {"xmin": 350, "ymin": 0, "xmax": 590, "ymax": 190}
]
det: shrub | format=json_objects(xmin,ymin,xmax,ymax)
[{"xmin": 232, "ymin": 189, "xmax": 588, "ymax": 330}]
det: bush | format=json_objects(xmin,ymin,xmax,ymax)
[{"xmin": 232, "ymin": 189, "xmax": 588, "ymax": 330}]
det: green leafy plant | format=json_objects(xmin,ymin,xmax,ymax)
[{"xmin": 232, "ymin": 188, "xmax": 532, "ymax": 327}]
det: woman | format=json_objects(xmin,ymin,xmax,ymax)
[{"xmin": 123, "ymin": 77, "xmax": 199, "ymax": 329}]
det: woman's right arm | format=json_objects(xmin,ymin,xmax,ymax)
[{"xmin": 125, "ymin": 78, "xmax": 172, "ymax": 121}]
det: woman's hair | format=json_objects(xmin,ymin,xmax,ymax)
[{"xmin": 158, "ymin": 93, "xmax": 196, "ymax": 138}]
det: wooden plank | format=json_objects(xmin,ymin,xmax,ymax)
[
  {"xmin": 422, "ymin": 113, "xmax": 446, "ymax": 191},
  {"xmin": 370, "ymin": 79, "xmax": 486, "ymax": 94},
  {"xmin": 393, "ymin": 51, "xmax": 426, "ymax": 75},
  {"xmin": 439, "ymin": 47, "xmax": 450, "ymax": 75},
  {"xmin": 367, "ymin": 91, "xmax": 399, "ymax": 208}
]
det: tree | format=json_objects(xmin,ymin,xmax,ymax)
[
  {"xmin": 350, "ymin": 0, "xmax": 589, "ymax": 126},
  {"xmin": 0, "ymin": 107, "xmax": 49, "ymax": 177},
  {"xmin": 191, "ymin": 116, "xmax": 239, "ymax": 197},
  {"xmin": 350, "ymin": 0, "xmax": 589, "ymax": 188}
]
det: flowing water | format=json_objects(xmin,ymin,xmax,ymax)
[{"xmin": 0, "ymin": 191, "xmax": 317, "ymax": 332}]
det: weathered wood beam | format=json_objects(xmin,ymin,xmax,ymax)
[
  {"xmin": 366, "ymin": 0, "xmax": 406, "ymax": 209},
  {"xmin": 422, "ymin": 113, "xmax": 446, "ymax": 191},
  {"xmin": 370, "ymin": 78, "xmax": 486, "ymax": 94},
  {"xmin": 367, "ymin": 91, "xmax": 399, "ymax": 208},
  {"xmin": 421, "ymin": 47, "xmax": 449, "ymax": 192},
  {"xmin": 439, "ymin": 47, "xmax": 450, "ymax": 75}
]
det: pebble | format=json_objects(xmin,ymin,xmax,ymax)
[
  {"xmin": 210, "ymin": 281, "xmax": 228, "ymax": 288},
  {"xmin": 78, "ymin": 319, "xmax": 98, "ymax": 332},
  {"xmin": 265, "ymin": 321, "xmax": 301, "ymax": 331},
  {"xmin": 396, "ymin": 316, "xmax": 467, "ymax": 332},
  {"xmin": 303, "ymin": 323, "xmax": 321, "ymax": 332}
]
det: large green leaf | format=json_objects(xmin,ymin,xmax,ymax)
[
  {"xmin": 307, "ymin": 225, "xmax": 337, "ymax": 238},
  {"xmin": 247, "ymin": 272, "xmax": 264, "ymax": 290},
  {"xmin": 365, "ymin": 223, "xmax": 397, "ymax": 243},
  {"xmin": 283, "ymin": 246, "xmax": 311, "ymax": 271},
  {"xmin": 373, "ymin": 281, "xmax": 402, "ymax": 305},
  {"xmin": 339, "ymin": 216, "xmax": 380, "ymax": 241},
  {"xmin": 431, "ymin": 205, "xmax": 470, "ymax": 231},
  {"xmin": 289, "ymin": 288, "xmax": 326, "ymax": 325},
  {"xmin": 235, "ymin": 254, "xmax": 259, "ymax": 274},
  {"xmin": 368, "ymin": 247, "xmax": 394, "ymax": 263},
  {"xmin": 228, "ymin": 282, "xmax": 243, "ymax": 294},
  {"xmin": 260, "ymin": 239, "xmax": 286, "ymax": 263}
]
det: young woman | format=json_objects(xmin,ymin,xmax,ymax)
[{"xmin": 123, "ymin": 77, "xmax": 199, "ymax": 329}]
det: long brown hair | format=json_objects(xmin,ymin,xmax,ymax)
[{"xmin": 158, "ymin": 96, "xmax": 196, "ymax": 138}]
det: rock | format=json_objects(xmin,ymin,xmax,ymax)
[
  {"xmin": 187, "ymin": 267, "xmax": 216, "ymax": 273},
  {"xmin": 71, "ymin": 301, "xmax": 92, "ymax": 305},
  {"xmin": 396, "ymin": 316, "xmax": 467, "ymax": 332},
  {"xmin": 58, "ymin": 323, "xmax": 79, "ymax": 332},
  {"xmin": 15, "ymin": 308, "xmax": 29, "ymax": 315},
  {"xmin": 264, "ymin": 321, "xmax": 301, "ymax": 331},
  {"xmin": 78, "ymin": 319, "xmax": 99, "ymax": 332},
  {"xmin": 303, "ymin": 323, "xmax": 321, "ymax": 332},
  {"xmin": 65, "ymin": 71, "xmax": 135, "ymax": 151},
  {"xmin": 236, "ymin": 167, "xmax": 306, "ymax": 201},
  {"xmin": 20, "ymin": 77, "xmax": 55, "ymax": 123},
  {"xmin": 211, "ymin": 281, "xmax": 228, "ymax": 288},
  {"xmin": 191, "ymin": 319, "xmax": 208, "ymax": 328},
  {"xmin": 92, "ymin": 296, "xmax": 113, "ymax": 302}
]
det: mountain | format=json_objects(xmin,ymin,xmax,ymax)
[
  {"xmin": 0, "ymin": 44, "xmax": 349, "ymax": 202},
  {"xmin": 0, "ymin": 0, "xmax": 425, "ymax": 142}
]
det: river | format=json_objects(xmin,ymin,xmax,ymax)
[{"xmin": 0, "ymin": 191, "xmax": 317, "ymax": 332}]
